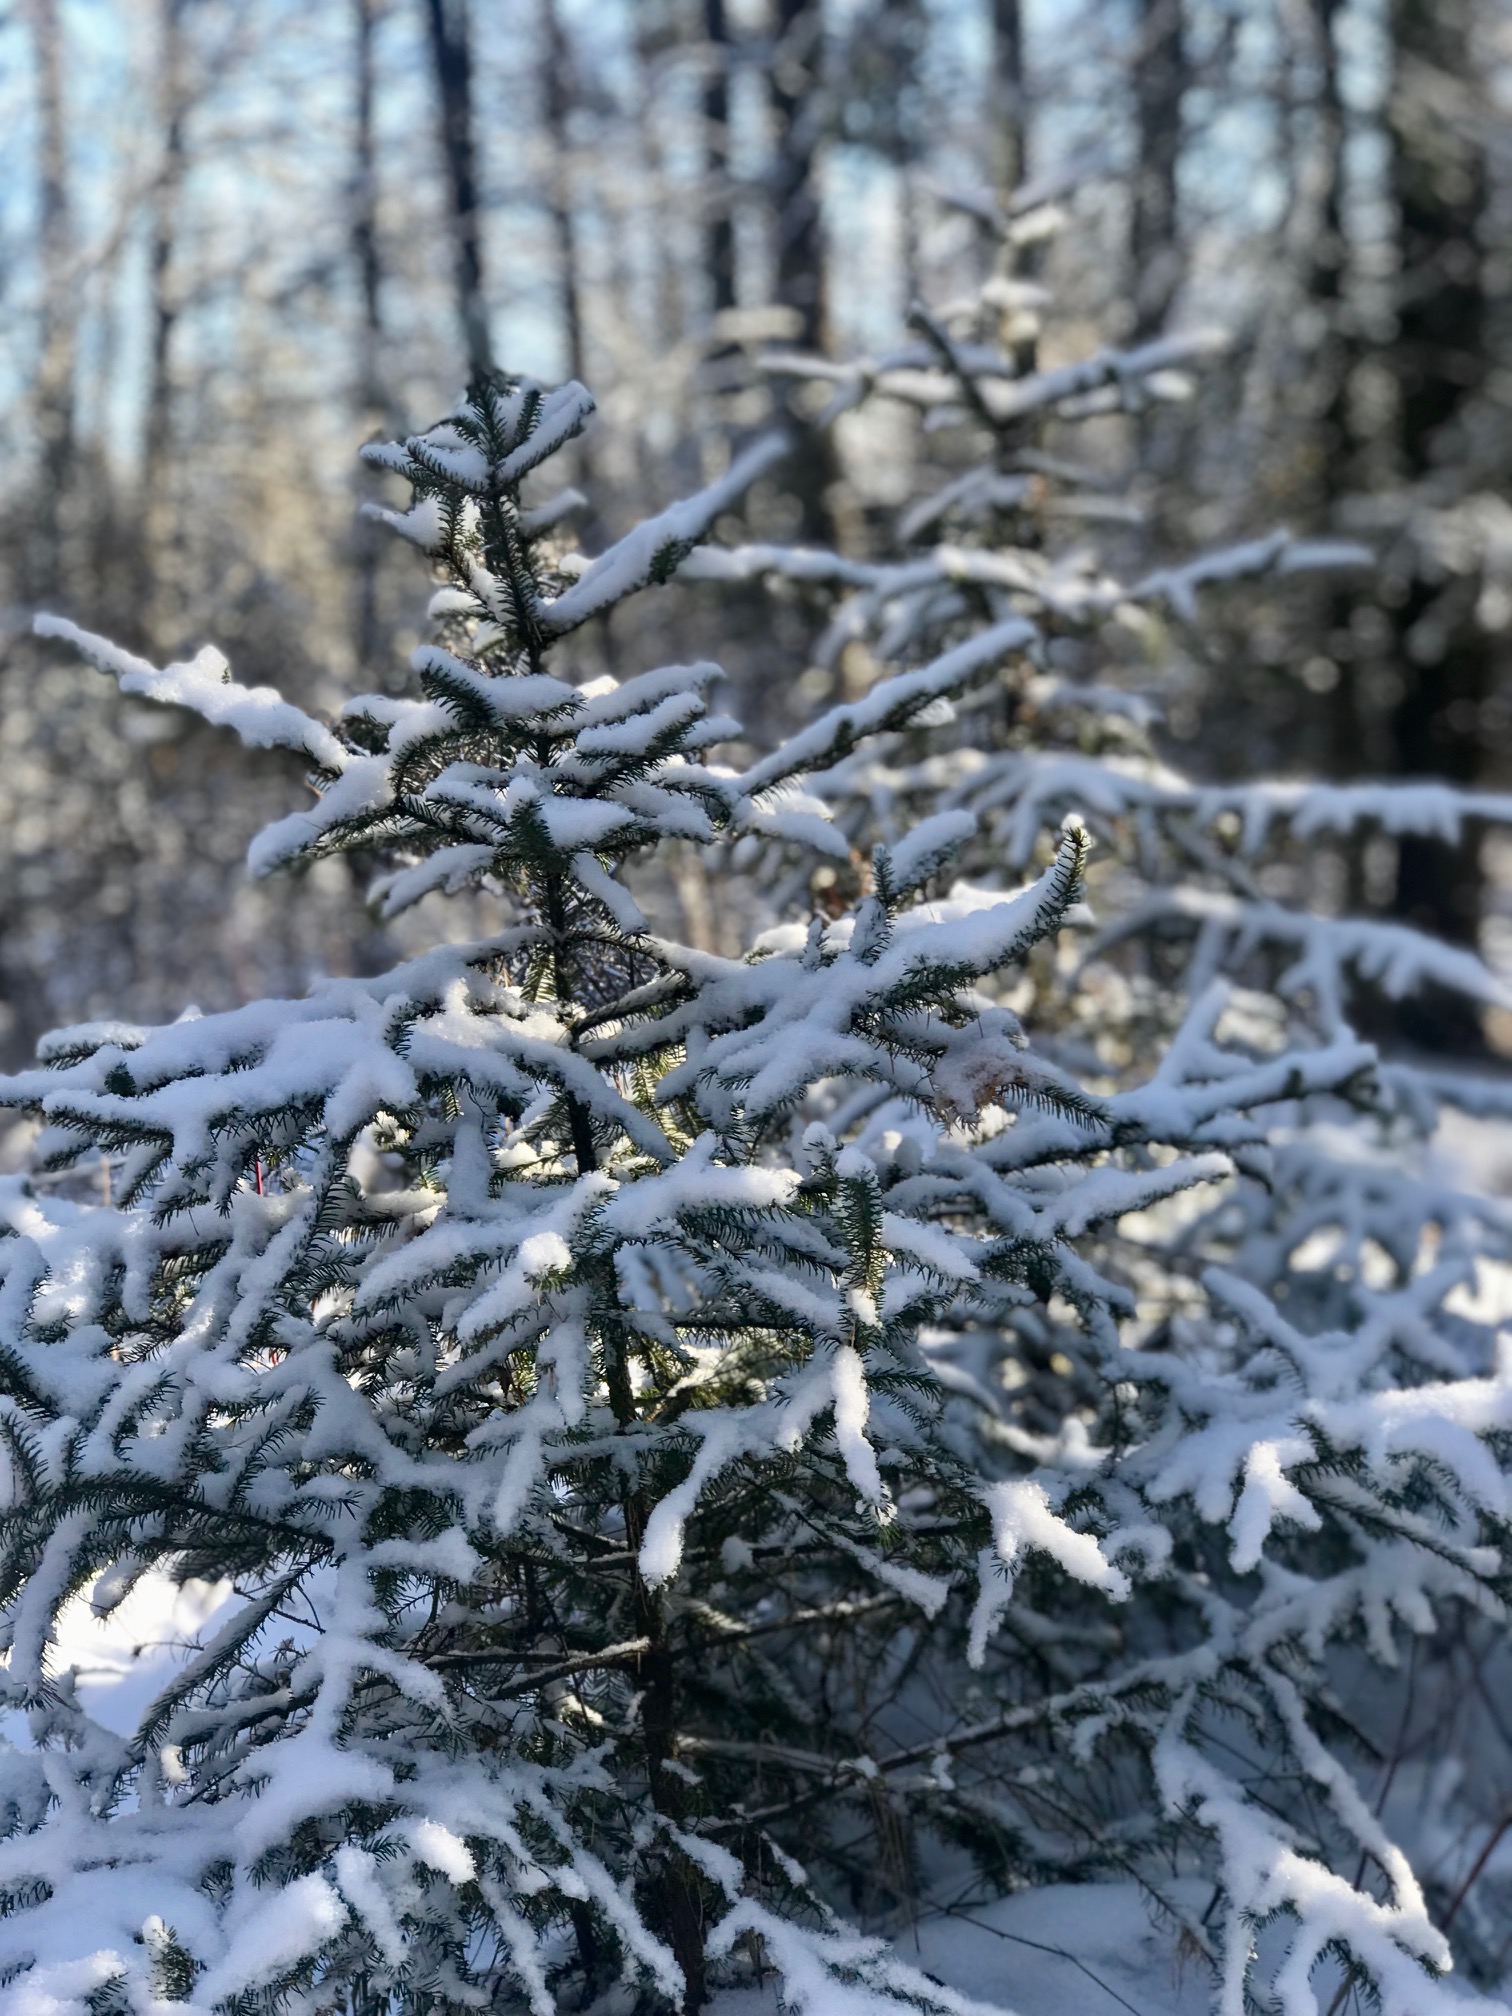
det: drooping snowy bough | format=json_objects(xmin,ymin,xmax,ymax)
[{"xmin": 2, "ymin": 368, "xmax": 1509, "ymax": 2016}]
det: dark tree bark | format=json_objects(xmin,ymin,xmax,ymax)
[
  {"xmin": 869, "ymin": 0, "xmax": 927, "ymax": 301},
  {"xmin": 1304, "ymin": 0, "xmax": 1346, "ymax": 387},
  {"xmin": 1128, "ymin": 0, "xmax": 1188, "ymax": 339},
  {"xmin": 424, "ymin": 0, "xmax": 492, "ymax": 379},
  {"xmin": 1380, "ymin": 0, "xmax": 1493, "ymax": 1020},
  {"xmin": 703, "ymin": 0, "xmax": 737, "ymax": 321},
  {"xmin": 540, "ymin": 0, "xmax": 585, "ymax": 384},
  {"xmin": 1308, "ymin": 0, "xmax": 1495, "ymax": 1049},
  {"xmin": 142, "ymin": 0, "xmax": 190, "ymax": 651},
  {"xmin": 767, "ymin": 0, "xmax": 836, "ymax": 542},
  {"xmin": 1304, "ymin": 0, "xmax": 1373, "ymax": 890},
  {"xmin": 353, "ymin": 0, "xmax": 384, "ymax": 402},
  {"xmin": 769, "ymin": 0, "xmax": 825, "ymax": 355},
  {"xmin": 144, "ymin": 0, "xmax": 187, "ymax": 498},
  {"xmin": 24, "ymin": 0, "xmax": 75, "ymax": 601},
  {"xmin": 984, "ymin": 0, "xmax": 1039, "ymax": 372},
  {"xmin": 352, "ymin": 0, "xmax": 387, "ymax": 677},
  {"xmin": 991, "ymin": 0, "xmax": 1028, "ymax": 203}
]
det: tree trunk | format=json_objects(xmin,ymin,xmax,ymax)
[
  {"xmin": 352, "ymin": 0, "xmax": 384, "ymax": 420},
  {"xmin": 601, "ymin": 1317, "xmax": 708, "ymax": 2014},
  {"xmin": 425, "ymin": 0, "xmax": 492, "ymax": 380},
  {"xmin": 991, "ymin": 0, "xmax": 1027, "ymax": 204},
  {"xmin": 769, "ymin": 0, "xmax": 825, "ymax": 355},
  {"xmin": 1128, "ymin": 0, "xmax": 1188, "ymax": 339},
  {"xmin": 24, "ymin": 0, "xmax": 75, "ymax": 603},
  {"xmin": 1379, "ymin": 0, "xmax": 1493, "ymax": 1043},
  {"xmin": 352, "ymin": 0, "xmax": 387, "ymax": 677},
  {"xmin": 539, "ymin": 0, "xmax": 586, "ymax": 384},
  {"xmin": 1303, "ymin": 0, "xmax": 1372, "ymax": 904},
  {"xmin": 631, "ymin": 1579, "xmax": 708, "ymax": 2012},
  {"xmin": 768, "ymin": 0, "xmax": 835, "ymax": 543},
  {"xmin": 703, "ymin": 0, "xmax": 737, "ymax": 321},
  {"xmin": 986, "ymin": 0, "xmax": 1039, "ymax": 372},
  {"xmin": 142, "ymin": 0, "xmax": 190, "ymax": 652},
  {"xmin": 631, "ymin": 3, "xmax": 688, "ymax": 369}
]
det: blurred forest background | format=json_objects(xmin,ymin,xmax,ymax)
[{"xmin": 0, "ymin": 0, "xmax": 1509, "ymax": 1067}]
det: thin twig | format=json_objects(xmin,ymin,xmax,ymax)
[
  {"xmin": 1441, "ymin": 1808, "xmax": 1512, "ymax": 1934},
  {"xmin": 428, "ymin": 1635, "xmax": 651, "ymax": 1697}
]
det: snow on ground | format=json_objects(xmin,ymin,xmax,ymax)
[
  {"xmin": 902, "ymin": 1886, "xmax": 1212, "ymax": 2016},
  {"xmin": 708, "ymin": 1884, "xmax": 1214, "ymax": 2016}
]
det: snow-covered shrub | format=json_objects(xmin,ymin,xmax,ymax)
[
  {"xmin": 684, "ymin": 295, "xmax": 1512, "ymax": 1999},
  {"xmin": 1, "ymin": 357, "xmax": 1510, "ymax": 2016}
]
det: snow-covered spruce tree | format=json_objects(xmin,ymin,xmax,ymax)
[
  {"xmin": 684, "ymin": 292, "xmax": 1512, "ymax": 1999},
  {"xmin": 2, "ymin": 377, "xmax": 1114, "ymax": 2016},
  {"xmin": 1, "ymin": 361, "xmax": 1508, "ymax": 2016}
]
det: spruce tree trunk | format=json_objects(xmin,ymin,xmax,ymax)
[
  {"xmin": 602, "ymin": 1292, "xmax": 707, "ymax": 2013},
  {"xmin": 629, "ymin": 1523, "xmax": 708, "ymax": 2013}
]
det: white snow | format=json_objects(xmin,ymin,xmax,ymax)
[{"xmin": 34, "ymin": 616, "xmax": 348, "ymax": 770}]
